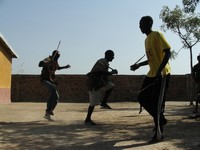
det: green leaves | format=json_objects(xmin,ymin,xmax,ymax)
[
  {"xmin": 182, "ymin": 0, "xmax": 200, "ymax": 13},
  {"xmin": 159, "ymin": 0, "xmax": 200, "ymax": 73}
]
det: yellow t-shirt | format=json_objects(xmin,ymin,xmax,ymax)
[{"xmin": 145, "ymin": 31, "xmax": 171, "ymax": 77}]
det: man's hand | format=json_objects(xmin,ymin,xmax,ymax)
[
  {"xmin": 155, "ymin": 72, "xmax": 162, "ymax": 82},
  {"xmin": 130, "ymin": 64, "xmax": 140, "ymax": 71},
  {"xmin": 111, "ymin": 69, "xmax": 118, "ymax": 75},
  {"xmin": 65, "ymin": 64, "xmax": 71, "ymax": 69}
]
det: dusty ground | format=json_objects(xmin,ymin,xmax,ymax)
[{"xmin": 0, "ymin": 102, "xmax": 199, "ymax": 150}]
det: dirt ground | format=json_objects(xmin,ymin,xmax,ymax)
[{"xmin": 0, "ymin": 102, "xmax": 199, "ymax": 150}]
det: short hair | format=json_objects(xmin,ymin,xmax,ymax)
[
  {"xmin": 197, "ymin": 54, "xmax": 200, "ymax": 60},
  {"xmin": 140, "ymin": 16, "xmax": 153, "ymax": 26},
  {"xmin": 105, "ymin": 50, "xmax": 114, "ymax": 56},
  {"xmin": 52, "ymin": 50, "xmax": 59, "ymax": 56}
]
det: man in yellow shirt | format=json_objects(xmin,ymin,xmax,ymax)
[{"xmin": 131, "ymin": 16, "xmax": 171, "ymax": 143}]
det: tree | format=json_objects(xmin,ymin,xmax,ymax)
[
  {"xmin": 160, "ymin": 4, "xmax": 200, "ymax": 74},
  {"xmin": 182, "ymin": 0, "xmax": 200, "ymax": 13},
  {"xmin": 159, "ymin": 1, "xmax": 200, "ymax": 104}
]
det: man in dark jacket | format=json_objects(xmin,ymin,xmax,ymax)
[
  {"xmin": 39, "ymin": 50, "xmax": 70, "ymax": 119},
  {"xmin": 192, "ymin": 54, "xmax": 200, "ymax": 113}
]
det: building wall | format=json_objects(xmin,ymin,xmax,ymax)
[
  {"xmin": 0, "ymin": 47, "xmax": 12, "ymax": 103},
  {"xmin": 11, "ymin": 74, "xmax": 192, "ymax": 103}
]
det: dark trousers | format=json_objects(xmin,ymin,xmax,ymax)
[
  {"xmin": 195, "ymin": 82, "xmax": 200, "ymax": 112},
  {"xmin": 43, "ymin": 80, "xmax": 59, "ymax": 113},
  {"xmin": 138, "ymin": 74, "xmax": 170, "ymax": 130}
]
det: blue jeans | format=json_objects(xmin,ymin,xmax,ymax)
[{"xmin": 43, "ymin": 80, "xmax": 59, "ymax": 113}]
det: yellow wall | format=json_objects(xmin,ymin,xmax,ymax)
[{"xmin": 0, "ymin": 47, "xmax": 12, "ymax": 88}]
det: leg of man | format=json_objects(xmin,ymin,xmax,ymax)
[
  {"xmin": 151, "ymin": 78, "xmax": 167, "ymax": 143},
  {"xmin": 84, "ymin": 90, "xmax": 103, "ymax": 125},
  {"xmin": 138, "ymin": 77, "xmax": 157, "ymax": 117},
  {"xmin": 85, "ymin": 106, "xmax": 96, "ymax": 125},
  {"xmin": 100, "ymin": 82, "xmax": 115, "ymax": 109},
  {"xmin": 160, "ymin": 74, "xmax": 170, "ymax": 125},
  {"xmin": 49, "ymin": 89, "xmax": 59, "ymax": 115},
  {"xmin": 100, "ymin": 88, "xmax": 113, "ymax": 109},
  {"xmin": 196, "ymin": 83, "xmax": 200, "ymax": 112},
  {"xmin": 138, "ymin": 77, "xmax": 165, "ymax": 143},
  {"xmin": 43, "ymin": 81, "xmax": 57, "ymax": 115}
]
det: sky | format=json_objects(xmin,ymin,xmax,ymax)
[{"xmin": 0, "ymin": 0, "xmax": 200, "ymax": 75}]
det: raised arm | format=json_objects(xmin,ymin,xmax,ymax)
[{"xmin": 58, "ymin": 64, "xmax": 71, "ymax": 70}]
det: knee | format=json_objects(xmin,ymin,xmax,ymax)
[
  {"xmin": 56, "ymin": 92, "xmax": 59, "ymax": 100},
  {"xmin": 53, "ymin": 90, "xmax": 59, "ymax": 99},
  {"xmin": 138, "ymin": 91, "xmax": 144, "ymax": 104},
  {"xmin": 107, "ymin": 88, "xmax": 113, "ymax": 93}
]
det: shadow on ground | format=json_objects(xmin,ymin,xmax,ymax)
[{"xmin": 0, "ymin": 102, "xmax": 199, "ymax": 150}]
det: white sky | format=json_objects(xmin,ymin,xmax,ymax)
[{"xmin": 0, "ymin": 0, "xmax": 200, "ymax": 75}]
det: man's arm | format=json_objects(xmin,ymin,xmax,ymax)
[
  {"xmin": 106, "ymin": 69, "xmax": 118, "ymax": 75},
  {"xmin": 138, "ymin": 60, "xmax": 149, "ymax": 67},
  {"xmin": 156, "ymin": 49, "xmax": 171, "ymax": 77},
  {"xmin": 58, "ymin": 64, "xmax": 71, "ymax": 70},
  {"xmin": 130, "ymin": 60, "xmax": 148, "ymax": 71}
]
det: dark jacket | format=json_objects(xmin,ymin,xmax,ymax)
[{"xmin": 39, "ymin": 56, "xmax": 58, "ymax": 84}]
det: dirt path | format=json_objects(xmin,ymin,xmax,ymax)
[{"xmin": 0, "ymin": 102, "xmax": 199, "ymax": 150}]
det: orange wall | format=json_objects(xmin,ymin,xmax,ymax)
[{"xmin": 0, "ymin": 47, "xmax": 12, "ymax": 88}]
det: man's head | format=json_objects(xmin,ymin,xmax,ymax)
[
  {"xmin": 52, "ymin": 50, "xmax": 60, "ymax": 61},
  {"xmin": 105, "ymin": 50, "xmax": 114, "ymax": 62},
  {"xmin": 139, "ymin": 16, "xmax": 153, "ymax": 35},
  {"xmin": 197, "ymin": 54, "xmax": 200, "ymax": 62}
]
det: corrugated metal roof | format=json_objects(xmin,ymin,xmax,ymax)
[{"xmin": 0, "ymin": 33, "xmax": 18, "ymax": 58}]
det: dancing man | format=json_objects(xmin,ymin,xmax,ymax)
[
  {"xmin": 131, "ymin": 16, "xmax": 171, "ymax": 143},
  {"xmin": 85, "ymin": 50, "xmax": 118, "ymax": 125},
  {"xmin": 39, "ymin": 50, "xmax": 71, "ymax": 119}
]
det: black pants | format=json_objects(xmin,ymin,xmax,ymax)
[{"xmin": 138, "ymin": 74, "xmax": 170, "ymax": 128}]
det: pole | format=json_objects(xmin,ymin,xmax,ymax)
[
  {"xmin": 135, "ymin": 54, "xmax": 145, "ymax": 64},
  {"xmin": 56, "ymin": 40, "xmax": 61, "ymax": 50},
  {"xmin": 52, "ymin": 40, "xmax": 61, "ymax": 60}
]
